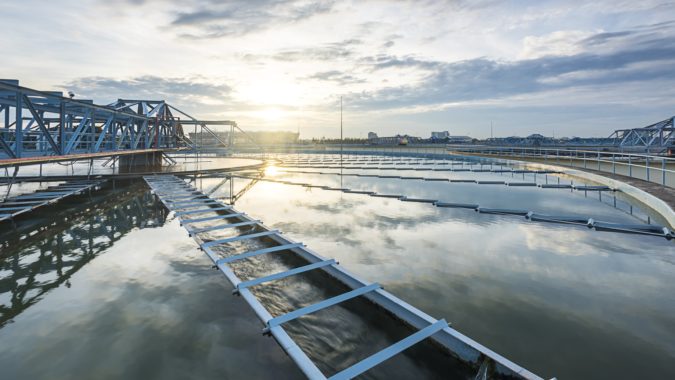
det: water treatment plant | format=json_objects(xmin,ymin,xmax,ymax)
[
  {"xmin": 1, "ymin": 77, "xmax": 674, "ymax": 380},
  {"xmin": 3, "ymin": 1, "xmax": 675, "ymax": 379}
]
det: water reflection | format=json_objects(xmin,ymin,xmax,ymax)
[
  {"xmin": 0, "ymin": 184, "xmax": 169, "ymax": 327},
  {"xmin": 0, "ymin": 183, "xmax": 303, "ymax": 380},
  {"xmin": 182, "ymin": 207, "xmax": 476, "ymax": 379},
  {"xmin": 2, "ymin": 154, "xmax": 674, "ymax": 380},
  {"xmin": 220, "ymin": 169, "xmax": 675, "ymax": 380}
]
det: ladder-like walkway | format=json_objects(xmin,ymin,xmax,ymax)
[
  {"xmin": 0, "ymin": 180, "xmax": 106, "ymax": 222},
  {"xmin": 143, "ymin": 174, "xmax": 545, "ymax": 380}
]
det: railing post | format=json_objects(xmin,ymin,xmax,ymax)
[
  {"xmin": 612, "ymin": 154, "xmax": 615, "ymax": 175},
  {"xmin": 662, "ymin": 158, "xmax": 666, "ymax": 186},
  {"xmin": 646, "ymin": 156, "xmax": 650, "ymax": 182},
  {"xmin": 597, "ymin": 152, "xmax": 601, "ymax": 170},
  {"xmin": 628, "ymin": 155, "xmax": 632, "ymax": 177}
]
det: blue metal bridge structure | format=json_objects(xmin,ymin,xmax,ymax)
[{"xmin": 0, "ymin": 79, "xmax": 237, "ymax": 165}]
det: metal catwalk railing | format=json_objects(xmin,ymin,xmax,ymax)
[
  {"xmin": 241, "ymin": 147, "xmax": 675, "ymax": 187},
  {"xmin": 0, "ymin": 179, "xmax": 106, "ymax": 222},
  {"xmin": 143, "ymin": 175, "xmax": 546, "ymax": 380},
  {"xmin": 445, "ymin": 146, "xmax": 675, "ymax": 187},
  {"xmin": 232, "ymin": 175, "xmax": 672, "ymax": 240}
]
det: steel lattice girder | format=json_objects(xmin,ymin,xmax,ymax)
[
  {"xmin": 609, "ymin": 116, "xmax": 675, "ymax": 148},
  {"xmin": 0, "ymin": 79, "xmax": 239, "ymax": 159}
]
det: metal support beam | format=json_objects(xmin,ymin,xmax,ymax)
[
  {"xmin": 329, "ymin": 319, "xmax": 449, "ymax": 380},
  {"xmin": 235, "ymin": 259, "xmax": 336, "ymax": 292},
  {"xmin": 188, "ymin": 220, "xmax": 261, "ymax": 235},
  {"xmin": 175, "ymin": 206, "xmax": 231, "ymax": 216},
  {"xmin": 215, "ymin": 243, "xmax": 303, "ymax": 265},
  {"xmin": 201, "ymin": 230, "xmax": 280, "ymax": 248},
  {"xmin": 180, "ymin": 213, "xmax": 244, "ymax": 225},
  {"xmin": 266, "ymin": 283, "xmax": 381, "ymax": 330}
]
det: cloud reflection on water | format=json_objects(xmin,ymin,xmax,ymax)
[{"xmin": 231, "ymin": 172, "xmax": 675, "ymax": 379}]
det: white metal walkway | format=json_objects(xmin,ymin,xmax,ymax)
[{"xmin": 0, "ymin": 180, "xmax": 106, "ymax": 222}]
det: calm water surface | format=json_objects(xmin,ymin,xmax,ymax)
[
  {"xmin": 0, "ymin": 183, "xmax": 301, "ymax": 380},
  {"xmin": 1, "ymin": 155, "xmax": 674, "ymax": 379}
]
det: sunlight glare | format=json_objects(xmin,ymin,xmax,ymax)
[
  {"xmin": 258, "ymin": 108, "xmax": 284, "ymax": 121},
  {"xmin": 264, "ymin": 165, "xmax": 279, "ymax": 176}
]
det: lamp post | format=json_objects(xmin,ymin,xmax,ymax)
[{"xmin": 340, "ymin": 96, "xmax": 343, "ymax": 162}]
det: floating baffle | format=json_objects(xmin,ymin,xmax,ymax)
[
  {"xmin": 526, "ymin": 213, "xmax": 591, "ymax": 226},
  {"xmin": 477, "ymin": 208, "xmax": 530, "ymax": 216},
  {"xmin": 238, "ymin": 175, "xmax": 673, "ymax": 241},
  {"xmin": 591, "ymin": 221, "xmax": 672, "ymax": 238}
]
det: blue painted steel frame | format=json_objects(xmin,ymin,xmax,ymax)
[
  {"xmin": 0, "ymin": 79, "xmax": 239, "ymax": 160},
  {"xmin": 328, "ymin": 319, "xmax": 448, "ymax": 380},
  {"xmin": 215, "ymin": 243, "xmax": 303, "ymax": 265},
  {"xmin": 235, "ymin": 259, "xmax": 336, "ymax": 293},
  {"xmin": 0, "ymin": 80, "xmax": 183, "ymax": 158},
  {"xmin": 266, "ymin": 283, "xmax": 381, "ymax": 329}
]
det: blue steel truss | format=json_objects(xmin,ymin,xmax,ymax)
[
  {"xmin": 609, "ymin": 115, "xmax": 675, "ymax": 150},
  {"xmin": 0, "ymin": 79, "xmax": 238, "ymax": 159}
]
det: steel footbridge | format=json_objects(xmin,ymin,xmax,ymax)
[{"xmin": 0, "ymin": 79, "xmax": 237, "ymax": 166}]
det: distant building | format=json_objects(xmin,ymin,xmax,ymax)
[
  {"xmin": 367, "ymin": 132, "xmax": 378, "ymax": 140},
  {"xmin": 446, "ymin": 135, "xmax": 473, "ymax": 144},
  {"xmin": 431, "ymin": 131, "xmax": 449, "ymax": 139},
  {"xmin": 485, "ymin": 134, "xmax": 614, "ymax": 147},
  {"xmin": 525, "ymin": 134, "xmax": 547, "ymax": 147},
  {"xmin": 368, "ymin": 134, "xmax": 421, "ymax": 145}
]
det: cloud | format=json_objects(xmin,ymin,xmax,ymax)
[
  {"xmin": 350, "ymin": 24, "xmax": 675, "ymax": 111},
  {"xmin": 169, "ymin": 0, "xmax": 336, "ymax": 39},
  {"xmin": 272, "ymin": 39, "xmax": 362, "ymax": 62},
  {"xmin": 520, "ymin": 30, "xmax": 594, "ymax": 59},
  {"xmin": 63, "ymin": 76, "xmax": 232, "ymax": 105},
  {"xmin": 360, "ymin": 55, "xmax": 441, "ymax": 71},
  {"xmin": 306, "ymin": 70, "xmax": 365, "ymax": 85},
  {"xmin": 15, "ymin": 0, "xmax": 673, "ymax": 136}
]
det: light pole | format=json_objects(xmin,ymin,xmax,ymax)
[{"xmin": 340, "ymin": 96, "xmax": 343, "ymax": 188}]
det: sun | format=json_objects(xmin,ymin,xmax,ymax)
[
  {"xmin": 258, "ymin": 107, "xmax": 284, "ymax": 122},
  {"xmin": 264, "ymin": 165, "xmax": 279, "ymax": 176}
]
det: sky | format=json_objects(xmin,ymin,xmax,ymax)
[{"xmin": 2, "ymin": 0, "xmax": 675, "ymax": 138}]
